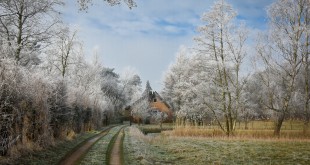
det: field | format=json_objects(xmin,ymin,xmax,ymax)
[
  {"xmin": 124, "ymin": 121, "xmax": 310, "ymax": 165},
  {"xmin": 3, "ymin": 121, "xmax": 310, "ymax": 165},
  {"xmin": 142, "ymin": 120, "xmax": 310, "ymax": 139}
]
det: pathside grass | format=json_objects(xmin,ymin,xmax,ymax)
[
  {"xmin": 11, "ymin": 131, "xmax": 99, "ymax": 165},
  {"xmin": 124, "ymin": 124, "xmax": 310, "ymax": 165}
]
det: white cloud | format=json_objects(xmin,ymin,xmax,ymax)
[{"xmin": 59, "ymin": 0, "xmax": 274, "ymax": 91}]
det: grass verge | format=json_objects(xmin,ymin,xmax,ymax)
[
  {"xmin": 2, "ymin": 126, "xmax": 115, "ymax": 165},
  {"xmin": 124, "ymin": 126, "xmax": 310, "ymax": 165},
  {"xmin": 123, "ymin": 126, "xmax": 169, "ymax": 165},
  {"xmin": 10, "ymin": 131, "xmax": 100, "ymax": 165}
]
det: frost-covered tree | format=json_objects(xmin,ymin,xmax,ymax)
[
  {"xmin": 48, "ymin": 80, "xmax": 71, "ymax": 138},
  {"xmin": 131, "ymin": 98, "xmax": 150, "ymax": 125},
  {"xmin": 241, "ymin": 73, "xmax": 269, "ymax": 129},
  {"xmin": 0, "ymin": 0, "xmax": 62, "ymax": 65},
  {"xmin": 66, "ymin": 54, "xmax": 109, "ymax": 130},
  {"xmin": 100, "ymin": 67, "xmax": 126, "ymax": 121},
  {"xmin": 0, "ymin": 0, "xmax": 144, "ymax": 158},
  {"xmin": 152, "ymin": 110, "xmax": 168, "ymax": 130},
  {"xmin": 162, "ymin": 47, "xmax": 191, "ymax": 114},
  {"xmin": 256, "ymin": 0, "xmax": 309, "ymax": 136},
  {"xmin": 0, "ymin": 59, "xmax": 54, "ymax": 155},
  {"xmin": 77, "ymin": 0, "xmax": 136, "ymax": 11},
  {"xmin": 130, "ymin": 81, "xmax": 155, "ymax": 124},
  {"xmin": 299, "ymin": 1, "xmax": 310, "ymax": 133},
  {"xmin": 193, "ymin": 0, "xmax": 248, "ymax": 136},
  {"xmin": 176, "ymin": 52, "xmax": 211, "ymax": 126},
  {"xmin": 120, "ymin": 67, "xmax": 142, "ymax": 106},
  {"xmin": 45, "ymin": 26, "xmax": 82, "ymax": 77},
  {"xmin": 162, "ymin": 1, "xmax": 249, "ymax": 132}
]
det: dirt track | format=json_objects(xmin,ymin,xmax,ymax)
[
  {"xmin": 109, "ymin": 128, "xmax": 124, "ymax": 165},
  {"xmin": 58, "ymin": 127, "xmax": 112, "ymax": 165}
]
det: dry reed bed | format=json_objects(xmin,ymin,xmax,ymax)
[{"xmin": 164, "ymin": 127, "xmax": 310, "ymax": 141}]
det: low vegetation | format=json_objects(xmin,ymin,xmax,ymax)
[
  {"xmin": 169, "ymin": 120, "xmax": 310, "ymax": 139},
  {"xmin": 152, "ymin": 137, "xmax": 310, "ymax": 165},
  {"xmin": 123, "ymin": 126, "xmax": 156, "ymax": 165},
  {"xmin": 5, "ymin": 131, "xmax": 99, "ymax": 165},
  {"xmin": 138, "ymin": 123, "xmax": 173, "ymax": 134},
  {"xmin": 161, "ymin": 0, "xmax": 310, "ymax": 138},
  {"xmin": 124, "ymin": 124, "xmax": 310, "ymax": 165},
  {"xmin": 0, "ymin": 1, "xmax": 142, "ymax": 158},
  {"xmin": 1, "ymin": 0, "xmax": 309, "ymax": 164}
]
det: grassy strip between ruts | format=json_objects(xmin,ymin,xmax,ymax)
[
  {"xmin": 11, "ymin": 130, "xmax": 101, "ymax": 165},
  {"xmin": 79, "ymin": 125, "xmax": 124, "ymax": 165},
  {"xmin": 124, "ymin": 126, "xmax": 310, "ymax": 165},
  {"xmin": 106, "ymin": 126, "xmax": 126, "ymax": 165}
]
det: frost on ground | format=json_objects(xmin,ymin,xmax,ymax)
[
  {"xmin": 79, "ymin": 126, "xmax": 123, "ymax": 165},
  {"xmin": 123, "ymin": 126, "xmax": 310, "ymax": 165},
  {"xmin": 123, "ymin": 126, "xmax": 177, "ymax": 165},
  {"xmin": 123, "ymin": 126, "xmax": 153, "ymax": 165}
]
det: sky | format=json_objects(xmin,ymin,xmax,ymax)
[{"xmin": 59, "ymin": 0, "xmax": 275, "ymax": 91}]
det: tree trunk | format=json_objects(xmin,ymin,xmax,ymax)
[
  {"xmin": 225, "ymin": 115, "xmax": 230, "ymax": 136},
  {"xmin": 303, "ymin": 20, "xmax": 309, "ymax": 135},
  {"xmin": 16, "ymin": 3, "xmax": 24, "ymax": 62},
  {"xmin": 245, "ymin": 118, "xmax": 249, "ymax": 130},
  {"xmin": 303, "ymin": 122, "xmax": 309, "ymax": 134},
  {"xmin": 274, "ymin": 112, "xmax": 285, "ymax": 137},
  {"xmin": 303, "ymin": 38, "xmax": 309, "ymax": 134},
  {"xmin": 303, "ymin": 115, "xmax": 309, "ymax": 134}
]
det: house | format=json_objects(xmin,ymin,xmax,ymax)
[{"xmin": 126, "ymin": 81, "xmax": 173, "ymax": 124}]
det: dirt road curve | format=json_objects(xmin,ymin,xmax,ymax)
[
  {"xmin": 58, "ymin": 127, "xmax": 111, "ymax": 165},
  {"xmin": 109, "ymin": 128, "xmax": 124, "ymax": 165}
]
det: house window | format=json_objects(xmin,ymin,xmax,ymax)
[{"xmin": 154, "ymin": 98, "xmax": 157, "ymax": 102}]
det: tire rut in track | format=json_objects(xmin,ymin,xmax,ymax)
[
  {"xmin": 109, "ymin": 127, "xmax": 125, "ymax": 165},
  {"xmin": 57, "ymin": 126, "xmax": 113, "ymax": 165}
]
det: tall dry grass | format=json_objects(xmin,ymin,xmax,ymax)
[{"xmin": 165, "ymin": 120, "xmax": 310, "ymax": 141}]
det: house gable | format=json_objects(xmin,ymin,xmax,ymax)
[{"xmin": 129, "ymin": 81, "xmax": 173, "ymax": 122}]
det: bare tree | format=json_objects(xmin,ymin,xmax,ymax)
[
  {"xmin": 77, "ymin": 0, "xmax": 137, "ymax": 11},
  {"xmin": 152, "ymin": 110, "xmax": 168, "ymax": 130},
  {"xmin": 46, "ymin": 26, "xmax": 81, "ymax": 77},
  {"xmin": 256, "ymin": 0, "xmax": 308, "ymax": 136},
  {"xmin": 194, "ymin": 0, "xmax": 248, "ymax": 136},
  {"xmin": 0, "ymin": 0, "xmax": 62, "ymax": 65},
  {"xmin": 301, "ymin": 1, "xmax": 310, "ymax": 133},
  {"xmin": 100, "ymin": 67, "xmax": 126, "ymax": 120},
  {"xmin": 131, "ymin": 98, "xmax": 150, "ymax": 125},
  {"xmin": 119, "ymin": 67, "xmax": 142, "ymax": 106},
  {"xmin": 162, "ymin": 47, "xmax": 190, "ymax": 114}
]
